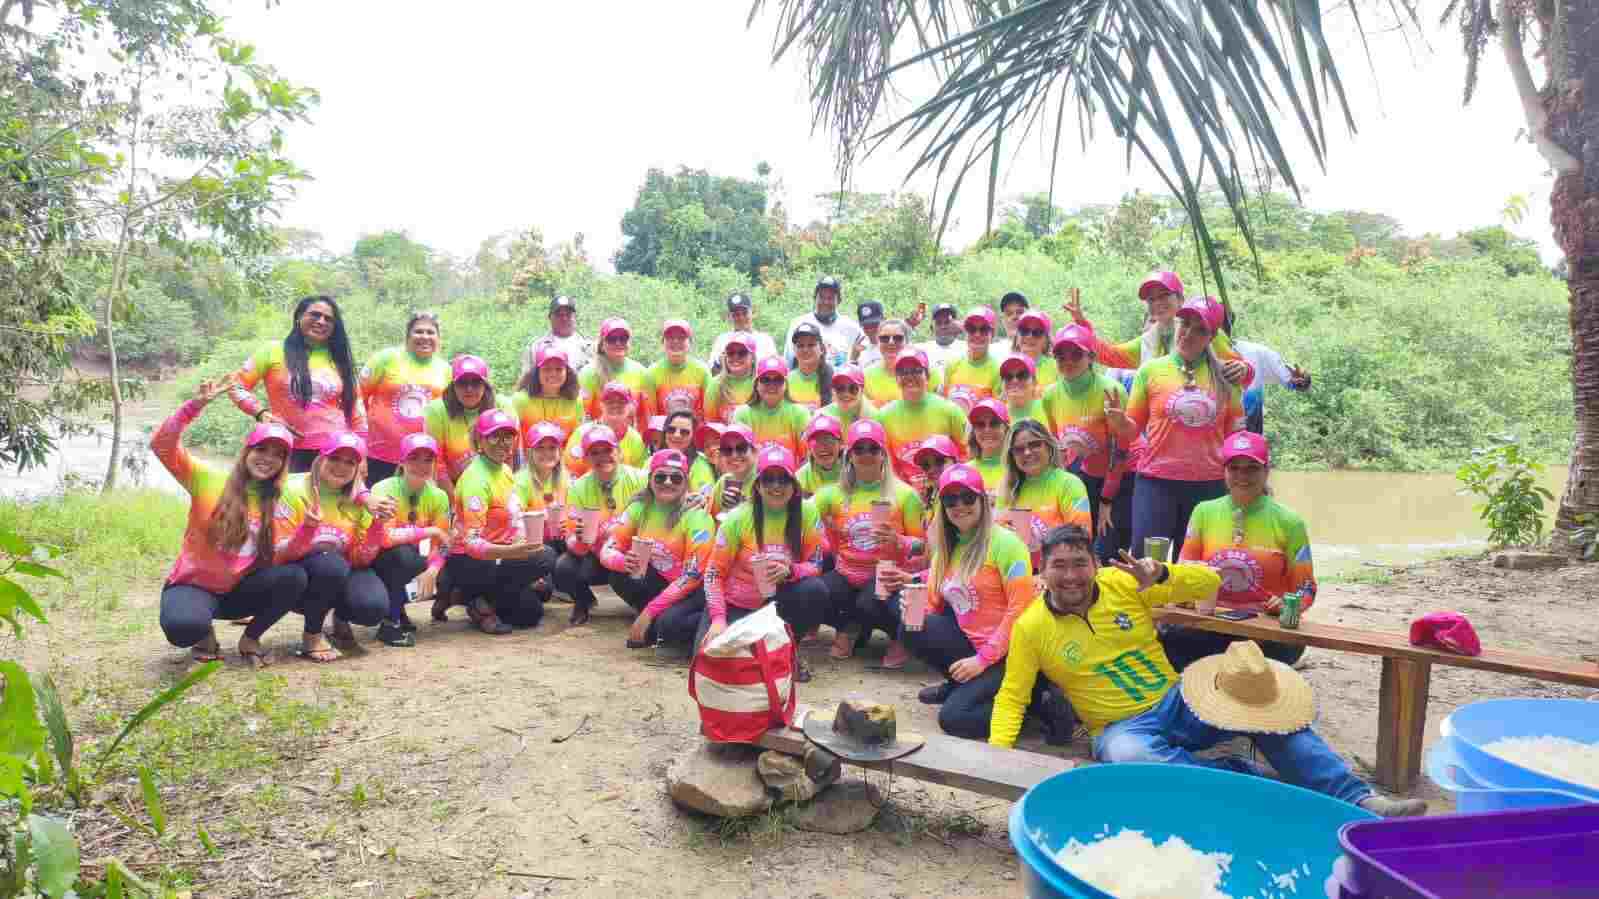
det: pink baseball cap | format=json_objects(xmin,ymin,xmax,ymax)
[
  {"xmin": 1139, "ymin": 271, "xmax": 1185, "ymax": 301},
  {"xmin": 755, "ymin": 445, "xmax": 798, "ymax": 479},
  {"xmin": 755, "ymin": 356, "xmax": 789, "ymax": 381},
  {"xmin": 661, "ymin": 319, "xmax": 693, "ymax": 339},
  {"xmin": 581, "ymin": 424, "xmax": 619, "ymax": 454},
  {"xmin": 1221, "ymin": 431, "xmax": 1270, "ymax": 466},
  {"xmin": 399, "ymin": 432, "xmax": 440, "ymax": 460},
  {"xmin": 320, "ymin": 431, "xmax": 368, "ymax": 460},
  {"xmin": 1052, "ymin": 324, "xmax": 1096, "ymax": 355},
  {"xmin": 601, "ymin": 380, "xmax": 632, "ymax": 403},
  {"xmin": 893, "ymin": 348, "xmax": 930, "ymax": 373},
  {"xmin": 695, "ymin": 422, "xmax": 726, "ymax": 451},
  {"xmin": 474, "ymin": 409, "xmax": 518, "ymax": 439},
  {"xmin": 804, "ymin": 414, "xmax": 843, "ymax": 444},
  {"xmin": 999, "ymin": 354, "xmax": 1036, "ymax": 378},
  {"xmin": 526, "ymin": 422, "xmax": 566, "ymax": 447},
  {"xmin": 845, "ymin": 418, "xmax": 887, "ymax": 452},
  {"xmin": 1017, "ymin": 310, "xmax": 1053, "ymax": 333},
  {"xmin": 649, "ymin": 448, "xmax": 687, "ymax": 473},
  {"xmin": 534, "ymin": 345, "xmax": 569, "ymax": 370},
  {"xmin": 937, "ymin": 463, "xmax": 985, "ymax": 497},
  {"xmin": 831, "ymin": 364, "xmax": 865, "ymax": 389},
  {"xmin": 1409, "ymin": 612, "xmax": 1482, "ymax": 657},
  {"xmin": 599, "ymin": 318, "xmax": 631, "ymax": 341},
  {"xmin": 452, "ymin": 354, "xmax": 490, "ymax": 383},
  {"xmin": 724, "ymin": 334, "xmax": 756, "ymax": 356},
  {"xmin": 245, "ymin": 421, "xmax": 294, "ymax": 452},
  {"xmin": 719, "ymin": 423, "xmax": 756, "ymax": 449},
  {"xmin": 1176, "ymin": 295, "xmax": 1225, "ymax": 333},
  {"xmin": 963, "ymin": 306, "xmax": 997, "ymax": 330},
  {"xmin": 912, "ymin": 435, "xmax": 961, "ymax": 464},
  {"xmin": 968, "ymin": 397, "xmax": 1010, "ymax": 425},
  {"xmin": 645, "ymin": 415, "xmax": 667, "ymax": 442}
]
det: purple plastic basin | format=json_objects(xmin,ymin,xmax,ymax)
[{"xmin": 1338, "ymin": 804, "xmax": 1599, "ymax": 898}]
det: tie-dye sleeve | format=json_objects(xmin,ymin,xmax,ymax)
[
  {"xmin": 1284, "ymin": 512, "xmax": 1318, "ymax": 610},
  {"xmin": 228, "ymin": 342, "xmax": 273, "ymax": 419},
  {"xmin": 272, "ymin": 484, "xmax": 320, "ymax": 562},
  {"xmin": 702, "ymin": 514, "xmax": 742, "ymax": 625},
  {"xmin": 791, "ymin": 501, "xmax": 826, "ymax": 580},
  {"xmin": 1120, "ymin": 364, "xmax": 1151, "ymax": 442},
  {"xmin": 645, "ymin": 511, "xmax": 716, "ymax": 617},
  {"xmin": 598, "ymin": 502, "xmax": 640, "ymax": 573},
  {"xmin": 973, "ymin": 533, "xmax": 1036, "ymax": 668},
  {"xmin": 151, "ymin": 400, "xmax": 205, "ymax": 493},
  {"xmin": 895, "ymin": 486, "xmax": 927, "ymax": 562}
]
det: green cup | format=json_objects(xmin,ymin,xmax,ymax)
[
  {"xmin": 1143, "ymin": 536, "xmax": 1172, "ymax": 563},
  {"xmin": 1279, "ymin": 593, "xmax": 1303, "ymax": 630}
]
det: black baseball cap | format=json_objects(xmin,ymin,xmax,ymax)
[
  {"xmin": 815, "ymin": 276, "xmax": 842, "ymax": 295},
  {"xmin": 727, "ymin": 293, "xmax": 752, "ymax": 311},
  {"xmin": 857, "ymin": 300, "xmax": 885, "ymax": 326},
  {"xmin": 931, "ymin": 303, "xmax": 958, "ymax": 319},
  {"xmin": 550, "ymin": 295, "xmax": 576, "ymax": 314},
  {"xmin": 791, "ymin": 322, "xmax": 823, "ymax": 343},
  {"xmin": 999, "ymin": 291, "xmax": 1029, "ymax": 310}
]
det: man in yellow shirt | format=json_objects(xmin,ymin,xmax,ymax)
[{"xmin": 989, "ymin": 525, "xmax": 1425, "ymax": 817}]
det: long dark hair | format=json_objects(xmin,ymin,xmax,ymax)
[
  {"xmin": 751, "ymin": 475, "xmax": 804, "ymax": 559},
  {"xmin": 444, "ymin": 377, "xmax": 498, "ymax": 419},
  {"xmin": 664, "ymin": 410, "xmax": 699, "ymax": 465},
  {"xmin": 515, "ymin": 359, "xmax": 579, "ymax": 399},
  {"xmin": 285, "ymin": 295, "xmax": 356, "ymax": 422}
]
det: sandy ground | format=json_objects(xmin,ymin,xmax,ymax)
[{"xmin": 32, "ymin": 555, "xmax": 1599, "ymax": 899}]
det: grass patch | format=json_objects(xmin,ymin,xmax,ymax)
[
  {"xmin": 1322, "ymin": 566, "xmax": 1396, "ymax": 586},
  {"xmin": 0, "ymin": 487, "xmax": 185, "ymax": 615},
  {"xmin": 875, "ymin": 803, "xmax": 988, "ymax": 846},
  {"xmin": 686, "ymin": 805, "xmax": 800, "ymax": 849}
]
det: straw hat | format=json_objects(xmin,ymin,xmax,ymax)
[{"xmin": 1180, "ymin": 641, "xmax": 1315, "ymax": 734}]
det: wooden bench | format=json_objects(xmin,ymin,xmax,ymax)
[
  {"xmin": 757, "ymin": 705, "xmax": 1076, "ymax": 801},
  {"xmin": 1151, "ymin": 607, "xmax": 1599, "ymax": 791}
]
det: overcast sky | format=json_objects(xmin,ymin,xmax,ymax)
[{"xmin": 217, "ymin": 1, "xmax": 1559, "ymax": 267}]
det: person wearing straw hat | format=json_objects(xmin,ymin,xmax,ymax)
[{"xmin": 989, "ymin": 525, "xmax": 1425, "ymax": 817}]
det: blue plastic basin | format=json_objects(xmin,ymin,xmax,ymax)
[
  {"xmin": 1424, "ymin": 734, "xmax": 1592, "ymax": 813},
  {"xmin": 1009, "ymin": 764, "xmax": 1375, "ymax": 899},
  {"xmin": 1441, "ymin": 699, "xmax": 1599, "ymax": 801}
]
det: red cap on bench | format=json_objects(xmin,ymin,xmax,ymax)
[{"xmin": 1409, "ymin": 612, "xmax": 1482, "ymax": 657}]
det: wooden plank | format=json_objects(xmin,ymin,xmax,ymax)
[
  {"xmin": 757, "ymin": 707, "xmax": 1075, "ymax": 802},
  {"xmin": 1376, "ymin": 658, "xmax": 1432, "ymax": 792},
  {"xmin": 1152, "ymin": 607, "xmax": 1599, "ymax": 687}
]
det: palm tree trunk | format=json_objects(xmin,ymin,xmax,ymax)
[{"xmin": 1547, "ymin": 0, "xmax": 1598, "ymax": 554}]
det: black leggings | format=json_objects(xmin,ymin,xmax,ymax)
[
  {"xmin": 1072, "ymin": 463, "xmax": 1135, "ymax": 562},
  {"xmin": 1159, "ymin": 627, "xmax": 1308, "ymax": 672},
  {"xmin": 893, "ymin": 600, "xmax": 1009, "ymax": 740},
  {"xmin": 371, "ymin": 545, "xmax": 427, "ymax": 621},
  {"xmin": 552, "ymin": 551, "xmax": 610, "ymax": 611},
  {"xmin": 159, "ymin": 564, "xmax": 308, "ymax": 646},
  {"xmin": 818, "ymin": 571, "xmax": 894, "ymax": 642},
  {"xmin": 1131, "ymin": 475, "xmax": 1225, "ymax": 560},
  {"xmin": 443, "ymin": 553, "xmax": 551, "ymax": 627},
  {"xmin": 292, "ymin": 552, "xmax": 387, "ymax": 635},
  {"xmin": 691, "ymin": 576, "xmax": 833, "ymax": 648},
  {"xmin": 607, "ymin": 568, "xmax": 706, "ymax": 647}
]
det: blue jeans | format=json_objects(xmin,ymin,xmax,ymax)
[
  {"xmin": 1093, "ymin": 687, "xmax": 1372, "ymax": 805},
  {"xmin": 1131, "ymin": 475, "xmax": 1225, "ymax": 560}
]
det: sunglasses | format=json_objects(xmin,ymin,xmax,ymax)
[
  {"xmin": 302, "ymin": 310, "xmax": 335, "ymax": 323},
  {"xmin": 878, "ymin": 334, "xmax": 905, "ymax": 345},
  {"xmin": 652, "ymin": 472, "xmax": 685, "ymax": 486},
  {"xmin": 894, "ymin": 367, "xmax": 927, "ymax": 379},
  {"xmin": 972, "ymin": 416, "xmax": 1007, "ymax": 430},
  {"xmin": 918, "ymin": 457, "xmax": 949, "ymax": 472},
  {"xmin": 587, "ymin": 446, "xmax": 616, "ymax": 459},
  {"xmin": 722, "ymin": 443, "xmax": 752, "ymax": 456},
  {"xmin": 1012, "ymin": 440, "xmax": 1048, "ymax": 456},
  {"xmin": 1001, "ymin": 371, "xmax": 1032, "ymax": 383},
  {"xmin": 964, "ymin": 324, "xmax": 993, "ymax": 336},
  {"xmin": 725, "ymin": 347, "xmax": 751, "ymax": 358},
  {"xmin": 483, "ymin": 430, "xmax": 518, "ymax": 442},
  {"xmin": 758, "ymin": 376, "xmax": 785, "ymax": 387},
  {"xmin": 849, "ymin": 443, "xmax": 883, "ymax": 456},
  {"xmin": 664, "ymin": 426, "xmax": 694, "ymax": 437},
  {"xmin": 833, "ymin": 382, "xmax": 861, "ymax": 394},
  {"xmin": 1054, "ymin": 347, "xmax": 1088, "ymax": 360},
  {"xmin": 1019, "ymin": 327, "xmax": 1047, "ymax": 338},
  {"xmin": 942, "ymin": 490, "xmax": 982, "ymax": 508},
  {"xmin": 604, "ymin": 334, "xmax": 631, "ymax": 345},
  {"xmin": 758, "ymin": 473, "xmax": 794, "ymax": 488}
]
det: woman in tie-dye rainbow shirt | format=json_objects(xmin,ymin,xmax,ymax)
[
  {"xmin": 965, "ymin": 399, "xmax": 1011, "ymax": 492},
  {"xmin": 942, "ymin": 306, "xmax": 1002, "ymax": 411},
  {"xmin": 818, "ymin": 364, "xmax": 876, "ymax": 433},
  {"xmin": 579, "ymin": 318, "xmax": 652, "ymax": 433},
  {"xmin": 512, "ymin": 345, "xmax": 585, "ymax": 443},
  {"xmin": 705, "ymin": 335, "xmax": 757, "ymax": 424},
  {"xmin": 786, "ymin": 323, "xmax": 834, "ymax": 412},
  {"xmin": 358, "ymin": 312, "xmax": 451, "ymax": 485},
  {"xmin": 230, "ymin": 295, "xmax": 367, "ymax": 472},
  {"xmin": 598, "ymin": 450, "xmax": 716, "ymax": 650},
  {"xmin": 1065, "ymin": 271, "xmax": 1255, "ymax": 387},
  {"xmin": 874, "ymin": 349, "xmax": 969, "ymax": 484},
  {"xmin": 1013, "ymin": 310, "xmax": 1060, "ymax": 390},
  {"xmin": 422, "ymin": 355, "xmax": 515, "ymax": 497},
  {"xmin": 997, "ymin": 421, "xmax": 1092, "ymax": 569},
  {"xmin": 862, "ymin": 319, "xmax": 944, "ymax": 405},
  {"xmin": 1111, "ymin": 296, "xmax": 1247, "ymax": 564},
  {"xmin": 1041, "ymin": 324, "xmax": 1131, "ymax": 550},
  {"xmin": 155, "ymin": 378, "xmax": 307, "ymax": 667},
  {"xmin": 1166, "ymin": 432, "xmax": 1316, "ymax": 671},
  {"xmin": 733, "ymin": 357, "xmax": 809, "ymax": 458},
  {"xmin": 647, "ymin": 319, "xmax": 713, "ymax": 419},
  {"xmin": 366, "ymin": 432, "xmax": 451, "ymax": 647}
]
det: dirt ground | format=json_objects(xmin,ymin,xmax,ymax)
[{"xmin": 31, "ymin": 554, "xmax": 1599, "ymax": 899}]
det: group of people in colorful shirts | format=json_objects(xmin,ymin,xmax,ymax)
[{"xmin": 149, "ymin": 273, "xmax": 1422, "ymax": 816}]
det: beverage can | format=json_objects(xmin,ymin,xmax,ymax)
[{"xmin": 1279, "ymin": 593, "xmax": 1303, "ymax": 630}]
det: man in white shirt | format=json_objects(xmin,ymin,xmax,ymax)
[
  {"xmin": 519, "ymin": 295, "xmax": 592, "ymax": 381},
  {"xmin": 1233, "ymin": 338, "xmax": 1311, "ymax": 435},
  {"xmin": 709, "ymin": 293, "xmax": 780, "ymax": 373},
  {"xmin": 784, "ymin": 275, "xmax": 862, "ymax": 369},
  {"xmin": 917, "ymin": 302, "xmax": 967, "ymax": 370}
]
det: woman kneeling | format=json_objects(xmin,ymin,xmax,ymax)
[{"xmin": 598, "ymin": 450, "xmax": 715, "ymax": 650}]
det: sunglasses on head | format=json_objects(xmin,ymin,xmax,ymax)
[
  {"xmin": 943, "ymin": 490, "xmax": 982, "ymax": 508},
  {"xmin": 1001, "ymin": 371, "xmax": 1031, "ymax": 383},
  {"xmin": 1019, "ymin": 327, "xmax": 1047, "ymax": 338},
  {"xmin": 652, "ymin": 472, "xmax": 685, "ymax": 486},
  {"xmin": 758, "ymin": 473, "xmax": 793, "ymax": 488}
]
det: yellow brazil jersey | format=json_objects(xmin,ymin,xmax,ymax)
[{"xmin": 988, "ymin": 563, "xmax": 1221, "ymax": 747}]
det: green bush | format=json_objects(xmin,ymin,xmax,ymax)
[{"xmin": 1457, "ymin": 436, "xmax": 1557, "ymax": 547}]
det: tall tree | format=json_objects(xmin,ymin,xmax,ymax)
[
  {"xmin": 614, "ymin": 165, "xmax": 780, "ymax": 283},
  {"xmin": 754, "ymin": 0, "xmax": 1596, "ymax": 552}
]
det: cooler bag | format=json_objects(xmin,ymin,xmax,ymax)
[{"xmin": 688, "ymin": 604, "xmax": 797, "ymax": 743}]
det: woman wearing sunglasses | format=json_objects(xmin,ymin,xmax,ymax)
[
  {"xmin": 733, "ymin": 356, "xmax": 809, "ymax": 458},
  {"xmin": 580, "ymin": 318, "xmax": 652, "ymax": 433},
  {"xmin": 785, "ymin": 322, "xmax": 835, "ymax": 412},
  {"xmin": 358, "ymin": 311, "xmax": 451, "ymax": 486},
  {"xmin": 513, "ymin": 345, "xmax": 584, "ymax": 445},
  {"xmin": 1012, "ymin": 310, "xmax": 1059, "ymax": 390},
  {"xmin": 965, "ymin": 399, "xmax": 1012, "ymax": 493},
  {"xmin": 878, "ymin": 464, "xmax": 1039, "ymax": 740},
  {"xmin": 875, "ymin": 348, "xmax": 969, "ymax": 484},
  {"xmin": 909, "ymin": 436, "xmax": 960, "ymax": 512},
  {"xmin": 1063, "ymin": 273, "xmax": 1254, "ymax": 389},
  {"xmin": 796, "ymin": 413, "xmax": 844, "ymax": 496},
  {"xmin": 661, "ymin": 410, "xmax": 716, "ymax": 493},
  {"xmin": 697, "ymin": 446, "xmax": 831, "ymax": 682},
  {"xmin": 422, "ymin": 355, "xmax": 514, "ymax": 500},
  {"xmin": 818, "ymin": 364, "xmax": 874, "ymax": 430},
  {"xmin": 230, "ymin": 295, "xmax": 367, "ymax": 473},
  {"xmin": 814, "ymin": 420, "xmax": 926, "ymax": 666},
  {"xmin": 704, "ymin": 424, "xmax": 758, "ymax": 520},
  {"xmin": 1042, "ymin": 324, "xmax": 1133, "ymax": 559},
  {"xmin": 941, "ymin": 306, "xmax": 1003, "ymax": 413},
  {"xmin": 272, "ymin": 433, "xmax": 390, "ymax": 662},
  {"xmin": 521, "ymin": 422, "xmax": 570, "ymax": 554},
  {"xmin": 365, "ymin": 433, "xmax": 451, "ymax": 647},
  {"xmin": 553, "ymin": 424, "xmax": 649, "ymax": 626},
  {"xmin": 647, "ymin": 319, "xmax": 713, "ymax": 419},
  {"xmin": 862, "ymin": 319, "xmax": 943, "ymax": 405},
  {"xmin": 598, "ymin": 450, "xmax": 716, "ymax": 651},
  {"xmin": 998, "ymin": 421, "xmax": 1092, "ymax": 570},
  {"xmin": 565, "ymin": 380, "xmax": 648, "ymax": 479},
  {"xmin": 998, "ymin": 354, "xmax": 1047, "ymax": 427},
  {"xmin": 705, "ymin": 335, "xmax": 757, "ymax": 424}
]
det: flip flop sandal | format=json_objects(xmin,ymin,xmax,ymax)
[
  {"xmin": 294, "ymin": 645, "xmax": 341, "ymax": 663},
  {"xmin": 190, "ymin": 639, "xmax": 224, "ymax": 663},
  {"xmin": 239, "ymin": 649, "xmax": 273, "ymax": 669},
  {"xmin": 828, "ymin": 634, "xmax": 855, "ymax": 661},
  {"xmin": 569, "ymin": 603, "xmax": 592, "ymax": 626}
]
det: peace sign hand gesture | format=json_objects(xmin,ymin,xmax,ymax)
[
  {"xmin": 1103, "ymin": 389, "xmax": 1130, "ymax": 430},
  {"xmin": 303, "ymin": 477, "xmax": 323, "ymax": 529},
  {"xmin": 1063, "ymin": 288, "xmax": 1087, "ymax": 326},
  {"xmin": 194, "ymin": 374, "xmax": 237, "ymax": 406},
  {"xmin": 1108, "ymin": 550, "xmax": 1164, "ymax": 592}
]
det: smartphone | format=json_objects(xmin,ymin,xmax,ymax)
[{"xmin": 1214, "ymin": 609, "xmax": 1257, "ymax": 621}]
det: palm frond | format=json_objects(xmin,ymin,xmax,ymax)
[{"xmin": 751, "ymin": 0, "xmax": 1405, "ymax": 302}]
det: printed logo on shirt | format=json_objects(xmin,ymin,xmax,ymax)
[
  {"xmin": 1057, "ymin": 425, "xmax": 1102, "ymax": 459},
  {"xmin": 1005, "ymin": 559, "xmax": 1029, "ymax": 580},
  {"xmin": 1209, "ymin": 548, "xmax": 1264, "ymax": 593},
  {"xmin": 393, "ymin": 384, "xmax": 431, "ymax": 421},
  {"xmin": 1062, "ymin": 641, "xmax": 1084, "ymax": 665},
  {"xmin": 1114, "ymin": 612, "xmax": 1133, "ymax": 631},
  {"xmin": 465, "ymin": 495, "xmax": 485, "ymax": 513},
  {"xmin": 662, "ymin": 388, "xmax": 696, "ymax": 413},
  {"xmin": 844, "ymin": 513, "xmax": 880, "ymax": 552},
  {"xmin": 309, "ymin": 371, "xmax": 343, "ymax": 405},
  {"xmin": 947, "ymin": 385, "xmax": 978, "ymax": 412},
  {"xmin": 1164, "ymin": 389, "xmax": 1219, "ymax": 429},
  {"xmin": 941, "ymin": 579, "xmax": 975, "ymax": 616}
]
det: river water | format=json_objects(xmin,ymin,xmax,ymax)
[{"xmin": 0, "ymin": 429, "xmax": 1569, "ymax": 575}]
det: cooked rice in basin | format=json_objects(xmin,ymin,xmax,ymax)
[{"xmin": 1482, "ymin": 735, "xmax": 1599, "ymax": 790}]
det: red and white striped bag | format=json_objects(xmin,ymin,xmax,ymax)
[{"xmin": 688, "ymin": 604, "xmax": 796, "ymax": 744}]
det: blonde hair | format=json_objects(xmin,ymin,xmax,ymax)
[
  {"xmin": 928, "ymin": 491, "xmax": 994, "ymax": 590},
  {"xmin": 839, "ymin": 441, "xmax": 901, "ymax": 498}
]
